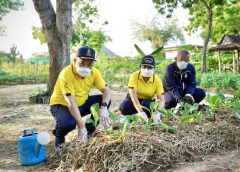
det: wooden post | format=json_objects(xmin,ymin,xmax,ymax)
[
  {"xmin": 237, "ymin": 48, "xmax": 239, "ymax": 72},
  {"xmin": 233, "ymin": 50, "xmax": 236, "ymax": 73},
  {"xmin": 218, "ymin": 50, "xmax": 221, "ymax": 73}
]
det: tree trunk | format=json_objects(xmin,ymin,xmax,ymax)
[
  {"xmin": 201, "ymin": 1, "xmax": 213, "ymax": 73},
  {"xmin": 32, "ymin": 0, "xmax": 72, "ymax": 94}
]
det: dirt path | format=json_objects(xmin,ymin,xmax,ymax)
[{"xmin": 0, "ymin": 84, "xmax": 239, "ymax": 172}]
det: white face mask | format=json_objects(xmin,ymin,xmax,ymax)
[
  {"xmin": 76, "ymin": 67, "xmax": 91, "ymax": 77},
  {"xmin": 141, "ymin": 69, "xmax": 154, "ymax": 77},
  {"xmin": 177, "ymin": 61, "xmax": 188, "ymax": 70}
]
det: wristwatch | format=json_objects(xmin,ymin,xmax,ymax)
[{"xmin": 101, "ymin": 102, "xmax": 108, "ymax": 107}]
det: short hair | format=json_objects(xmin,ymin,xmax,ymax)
[{"xmin": 177, "ymin": 50, "xmax": 190, "ymax": 60}]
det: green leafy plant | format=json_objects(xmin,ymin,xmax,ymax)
[
  {"xmin": 231, "ymin": 100, "xmax": 240, "ymax": 120},
  {"xmin": 89, "ymin": 103, "xmax": 100, "ymax": 127},
  {"xmin": 179, "ymin": 103, "xmax": 199, "ymax": 116}
]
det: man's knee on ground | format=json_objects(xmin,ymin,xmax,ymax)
[
  {"xmin": 193, "ymin": 88, "xmax": 206, "ymax": 103},
  {"xmin": 58, "ymin": 119, "xmax": 76, "ymax": 136},
  {"xmin": 164, "ymin": 93, "xmax": 177, "ymax": 109}
]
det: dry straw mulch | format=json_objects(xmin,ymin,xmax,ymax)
[{"xmin": 47, "ymin": 110, "xmax": 240, "ymax": 172}]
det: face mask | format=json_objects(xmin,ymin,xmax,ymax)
[
  {"xmin": 141, "ymin": 69, "xmax": 154, "ymax": 77},
  {"xmin": 177, "ymin": 61, "xmax": 188, "ymax": 70},
  {"xmin": 76, "ymin": 67, "xmax": 91, "ymax": 77}
]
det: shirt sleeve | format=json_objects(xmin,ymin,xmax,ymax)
[
  {"xmin": 128, "ymin": 73, "xmax": 137, "ymax": 90},
  {"xmin": 156, "ymin": 77, "xmax": 164, "ymax": 95},
  {"xmin": 59, "ymin": 71, "xmax": 75, "ymax": 96},
  {"xmin": 93, "ymin": 69, "xmax": 106, "ymax": 90}
]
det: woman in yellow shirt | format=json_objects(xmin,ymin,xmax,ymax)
[{"xmin": 119, "ymin": 55, "xmax": 165, "ymax": 122}]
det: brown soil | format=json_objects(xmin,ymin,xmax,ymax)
[{"xmin": 0, "ymin": 84, "xmax": 239, "ymax": 172}]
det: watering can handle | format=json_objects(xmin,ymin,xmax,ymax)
[{"xmin": 23, "ymin": 128, "xmax": 35, "ymax": 136}]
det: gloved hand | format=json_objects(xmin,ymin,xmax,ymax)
[
  {"xmin": 183, "ymin": 94, "xmax": 195, "ymax": 104},
  {"xmin": 98, "ymin": 108, "xmax": 111, "ymax": 129},
  {"xmin": 78, "ymin": 127, "xmax": 88, "ymax": 142},
  {"xmin": 153, "ymin": 111, "xmax": 161, "ymax": 123},
  {"xmin": 136, "ymin": 111, "xmax": 148, "ymax": 122}
]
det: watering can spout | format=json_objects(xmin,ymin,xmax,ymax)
[{"xmin": 34, "ymin": 132, "xmax": 51, "ymax": 157}]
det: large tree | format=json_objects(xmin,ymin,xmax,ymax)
[
  {"xmin": 152, "ymin": 0, "xmax": 235, "ymax": 72},
  {"xmin": 186, "ymin": 1, "xmax": 240, "ymax": 44},
  {"xmin": 32, "ymin": 0, "xmax": 73, "ymax": 94},
  {"xmin": 132, "ymin": 17, "xmax": 184, "ymax": 50}
]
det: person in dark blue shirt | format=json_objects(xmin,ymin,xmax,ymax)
[{"xmin": 163, "ymin": 50, "xmax": 206, "ymax": 109}]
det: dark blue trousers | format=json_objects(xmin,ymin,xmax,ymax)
[
  {"xmin": 119, "ymin": 95, "xmax": 155, "ymax": 118},
  {"xmin": 50, "ymin": 94, "xmax": 110, "ymax": 145},
  {"xmin": 164, "ymin": 88, "xmax": 206, "ymax": 109}
]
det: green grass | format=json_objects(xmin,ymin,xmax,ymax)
[{"xmin": 1, "ymin": 56, "xmax": 240, "ymax": 95}]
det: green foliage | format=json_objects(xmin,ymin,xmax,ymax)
[
  {"xmin": 200, "ymin": 72, "xmax": 240, "ymax": 91},
  {"xmin": 0, "ymin": 62, "xmax": 48, "ymax": 85},
  {"xmin": 231, "ymin": 100, "xmax": 240, "ymax": 119},
  {"xmin": 90, "ymin": 103, "xmax": 100, "ymax": 127},
  {"xmin": 6, "ymin": 45, "xmax": 20, "ymax": 63},
  {"xmin": 180, "ymin": 103, "xmax": 199, "ymax": 116},
  {"xmin": 71, "ymin": 0, "xmax": 110, "ymax": 52},
  {"xmin": 186, "ymin": 1, "xmax": 240, "ymax": 43},
  {"xmin": 32, "ymin": 26, "xmax": 46, "ymax": 45},
  {"xmin": 134, "ymin": 44, "xmax": 145, "ymax": 56}
]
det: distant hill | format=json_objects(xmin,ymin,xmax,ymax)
[{"xmin": 100, "ymin": 46, "xmax": 118, "ymax": 57}]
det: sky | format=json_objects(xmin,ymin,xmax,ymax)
[{"xmin": 0, "ymin": 0, "xmax": 203, "ymax": 58}]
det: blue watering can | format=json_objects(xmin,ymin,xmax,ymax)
[{"xmin": 18, "ymin": 128, "xmax": 51, "ymax": 166}]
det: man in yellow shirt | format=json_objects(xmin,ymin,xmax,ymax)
[
  {"xmin": 119, "ymin": 55, "xmax": 165, "ymax": 122},
  {"xmin": 50, "ymin": 46, "xmax": 111, "ymax": 148}
]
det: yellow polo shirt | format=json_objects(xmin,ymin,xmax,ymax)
[
  {"xmin": 50, "ymin": 64, "xmax": 106, "ymax": 107},
  {"xmin": 128, "ymin": 71, "xmax": 164, "ymax": 100}
]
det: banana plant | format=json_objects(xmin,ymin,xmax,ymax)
[
  {"xmin": 85, "ymin": 103, "xmax": 100, "ymax": 127},
  {"xmin": 179, "ymin": 112, "xmax": 202, "ymax": 124},
  {"xmin": 134, "ymin": 43, "xmax": 163, "ymax": 56},
  {"xmin": 231, "ymin": 100, "xmax": 240, "ymax": 120},
  {"xmin": 158, "ymin": 107, "xmax": 180, "ymax": 120},
  {"xmin": 179, "ymin": 103, "xmax": 199, "ymax": 116},
  {"xmin": 206, "ymin": 94, "xmax": 222, "ymax": 118}
]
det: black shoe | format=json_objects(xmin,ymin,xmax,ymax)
[{"xmin": 55, "ymin": 136, "xmax": 65, "ymax": 149}]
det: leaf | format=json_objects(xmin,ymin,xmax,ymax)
[
  {"xmin": 169, "ymin": 111, "xmax": 181, "ymax": 120},
  {"xmin": 110, "ymin": 133, "xmax": 121, "ymax": 139},
  {"xmin": 234, "ymin": 111, "xmax": 240, "ymax": 120},
  {"xmin": 141, "ymin": 105, "xmax": 150, "ymax": 113},
  {"xmin": 109, "ymin": 111, "xmax": 116, "ymax": 123},
  {"xmin": 90, "ymin": 103, "xmax": 100, "ymax": 127},
  {"xmin": 194, "ymin": 113, "xmax": 202, "ymax": 123},
  {"xmin": 150, "ymin": 46, "xmax": 163, "ymax": 56},
  {"xmin": 134, "ymin": 44, "xmax": 145, "ymax": 56},
  {"xmin": 189, "ymin": 103, "xmax": 199, "ymax": 113},
  {"xmin": 179, "ymin": 115, "xmax": 195, "ymax": 123},
  {"xmin": 150, "ymin": 102, "xmax": 160, "ymax": 117},
  {"xmin": 159, "ymin": 121, "xmax": 176, "ymax": 132},
  {"xmin": 158, "ymin": 107, "xmax": 168, "ymax": 116},
  {"xmin": 85, "ymin": 118, "xmax": 94, "ymax": 124},
  {"xmin": 121, "ymin": 120, "xmax": 129, "ymax": 140},
  {"xmin": 210, "ymin": 95, "xmax": 221, "ymax": 108}
]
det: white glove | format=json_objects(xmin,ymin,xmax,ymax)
[
  {"xmin": 98, "ymin": 108, "xmax": 111, "ymax": 129},
  {"xmin": 78, "ymin": 128, "xmax": 88, "ymax": 142},
  {"xmin": 136, "ymin": 111, "xmax": 148, "ymax": 122},
  {"xmin": 184, "ymin": 94, "xmax": 195, "ymax": 104},
  {"xmin": 153, "ymin": 111, "xmax": 161, "ymax": 123}
]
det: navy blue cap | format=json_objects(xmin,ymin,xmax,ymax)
[
  {"xmin": 76, "ymin": 46, "xmax": 95, "ymax": 60},
  {"xmin": 141, "ymin": 55, "xmax": 155, "ymax": 67}
]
